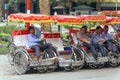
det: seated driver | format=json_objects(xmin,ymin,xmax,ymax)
[
  {"xmin": 102, "ymin": 25, "xmax": 119, "ymax": 58},
  {"xmin": 27, "ymin": 25, "xmax": 55, "ymax": 62},
  {"xmin": 92, "ymin": 26, "xmax": 106, "ymax": 58},
  {"xmin": 77, "ymin": 25, "xmax": 98, "ymax": 60}
]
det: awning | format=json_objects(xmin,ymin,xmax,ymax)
[
  {"xmin": 9, "ymin": 13, "xmax": 52, "ymax": 22},
  {"xmin": 108, "ymin": 17, "xmax": 120, "ymax": 24},
  {"xmin": 51, "ymin": 15, "xmax": 83, "ymax": 24},
  {"xmin": 78, "ymin": 15, "xmax": 106, "ymax": 22},
  {"xmin": 98, "ymin": 11, "xmax": 118, "ymax": 16}
]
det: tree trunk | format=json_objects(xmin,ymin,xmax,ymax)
[
  {"xmin": 39, "ymin": 0, "xmax": 50, "ymax": 15},
  {"xmin": 0, "ymin": 0, "xmax": 4, "ymax": 21}
]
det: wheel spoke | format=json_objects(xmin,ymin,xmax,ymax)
[{"xmin": 14, "ymin": 50, "xmax": 28, "ymax": 75}]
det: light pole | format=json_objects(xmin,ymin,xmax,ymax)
[
  {"xmin": 26, "ymin": 0, "xmax": 31, "ymax": 29},
  {"xmin": 27, "ymin": 0, "xmax": 30, "ymax": 14}
]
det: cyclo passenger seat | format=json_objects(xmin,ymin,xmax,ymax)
[
  {"xmin": 44, "ymin": 32, "xmax": 72, "ymax": 59},
  {"xmin": 12, "ymin": 30, "xmax": 44, "ymax": 54},
  {"xmin": 69, "ymin": 29, "xmax": 89, "ymax": 51}
]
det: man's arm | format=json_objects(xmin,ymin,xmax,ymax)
[
  {"xmin": 34, "ymin": 27, "xmax": 41, "ymax": 38},
  {"xmin": 92, "ymin": 34, "xmax": 105, "ymax": 43},
  {"xmin": 78, "ymin": 37, "xmax": 91, "ymax": 44},
  {"xmin": 102, "ymin": 33, "xmax": 112, "ymax": 40},
  {"xmin": 92, "ymin": 34, "xmax": 97, "ymax": 43},
  {"xmin": 77, "ymin": 32, "xmax": 91, "ymax": 44},
  {"xmin": 28, "ymin": 34, "xmax": 41, "ymax": 43}
]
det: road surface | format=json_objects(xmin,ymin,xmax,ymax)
[{"xmin": 0, "ymin": 55, "xmax": 120, "ymax": 80}]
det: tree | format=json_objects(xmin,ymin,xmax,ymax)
[
  {"xmin": 8, "ymin": 0, "xmax": 18, "ymax": 7},
  {"xmin": 76, "ymin": 0, "xmax": 93, "ymax": 5},
  {"xmin": 0, "ymin": 0, "xmax": 4, "ymax": 21},
  {"xmin": 39, "ymin": 0, "xmax": 50, "ymax": 15}
]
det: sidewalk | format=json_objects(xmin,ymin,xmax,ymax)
[{"xmin": 0, "ymin": 55, "xmax": 14, "ymax": 75}]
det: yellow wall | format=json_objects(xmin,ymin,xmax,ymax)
[{"xmin": 99, "ymin": 0, "xmax": 120, "ymax": 2}]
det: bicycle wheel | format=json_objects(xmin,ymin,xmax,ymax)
[
  {"xmin": 108, "ymin": 52, "xmax": 119, "ymax": 67},
  {"xmin": 8, "ymin": 43, "xmax": 16, "ymax": 65},
  {"xmin": 45, "ymin": 50, "xmax": 57, "ymax": 72},
  {"xmin": 72, "ymin": 47, "xmax": 84, "ymax": 70},
  {"xmin": 13, "ymin": 50, "xmax": 28, "ymax": 75},
  {"xmin": 64, "ymin": 66, "xmax": 72, "ymax": 71}
]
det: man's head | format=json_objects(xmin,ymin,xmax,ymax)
[
  {"xmin": 81, "ymin": 25, "xmax": 87, "ymax": 33},
  {"xmin": 95, "ymin": 26, "xmax": 102, "ymax": 34},
  {"xmin": 28, "ymin": 26, "xmax": 35, "ymax": 34},
  {"xmin": 104, "ymin": 25, "xmax": 109, "ymax": 33}
]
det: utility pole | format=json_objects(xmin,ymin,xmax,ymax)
[
  {"xmin": 26, "ymin": 0, "xmax": 31, "ymax": 29},
  {"xmin": 27, "ymin": 0, "xmax": 30, "ymax": 14}
]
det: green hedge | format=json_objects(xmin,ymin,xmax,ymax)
[
  {"xmin": 0, "ymin": 23, "xmax": 25, "ymax": 54},
  {"xmin": 0, "ymin": 41, "xmax": 9, "ymax": 54}
]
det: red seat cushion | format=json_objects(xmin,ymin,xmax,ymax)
[
  {"xmin": 82, "ymin": 46, "xmax": 89, "ymax": 51},
  {"xmin": 117, "ymin": 32, "xmax": 120, "ymax": 38},
  {"xmin": 82, "ymin": 46, "xmax": 93, "ymax": 55},
  {"xmin": 26, "ymin": 48, "xmax": 44, "ymax": 54},
  {"xmin": 59, "ymin": 50, "xmax": 72, "ymax": 55}
]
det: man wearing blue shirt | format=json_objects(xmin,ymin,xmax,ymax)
[
  {"xmin": 92, "ymin": 26, "xmax": 106, "ymax": 57},
  {"xmin": 27, "ymin": 25, "xmax": 55, "ymax": 61},
  {"xmin": 102, "ymin": 25, "xmax": 119, "ymax": 58}
]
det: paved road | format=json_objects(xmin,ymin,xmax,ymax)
[{"xmin": 0, "ymin": 55, "xmax": 120, "ymax": 80}]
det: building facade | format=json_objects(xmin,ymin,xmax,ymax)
[
  {"xmin": 9, "ymin": 0, "xmax": 39, "ymax": 14},
  {"xmin": 99, "ymin": 0, "xmax": 120, "ymax": 11}
]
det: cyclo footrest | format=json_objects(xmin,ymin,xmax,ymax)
[
  {"xmin": 86, "ymin": 57, "xmax": 96, "ymax": 63},
  {"xmin": 58, "ymin": 57, "xmax": 72, "ymax": 67},
  {"xmin": 98, "ymin": 57, "xmax": 108, "ymax": 62},
  {"xmin": 40, "ymin": 58, "xmax": 55, "ymax": 66},
  {"xmin": 30, "ymin": 60, "xmax": 39, "ymax": 66},
  {"xmin": 72, "ymin": 61, "xmax": 83, "ymax": 66}
]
